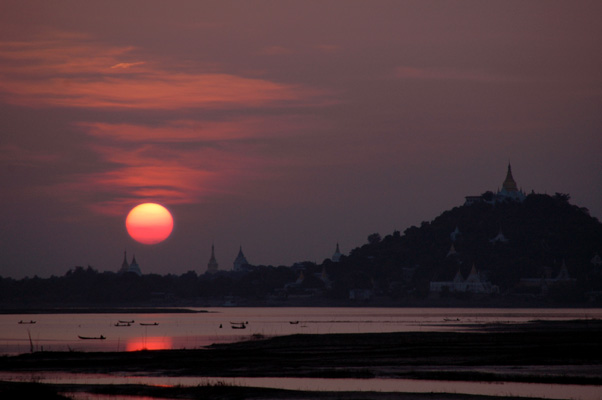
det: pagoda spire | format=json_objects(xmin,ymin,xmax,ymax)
[
  {"xmin": 502, "ymin": 163, "xmax": 518, "ymax": 192},
  {"xmin": 233, "ymin": 246, "xmax": 249, "ymax": 271},
  {"xmin": 207, "ymin": 243, "xmax": 219, "ymax": 274},
  {"xmin": 332, "ymin": 242, "xmax": 342, "ymax": 262},
  {"xmin": 129, "ymin": 254, "xmax": 142, "ymax": 276},
  {"xmin": 119, "ymin": 250, "xmax": 129, "ymax": 273}
]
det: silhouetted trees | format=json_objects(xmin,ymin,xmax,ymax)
[
  {"xmin": 327, "ymin": 193, "xmax": 602, "ymax": 303},
  {"xmin": 1, "ymin": 193, "xmax": 601, "ymax": 307}
]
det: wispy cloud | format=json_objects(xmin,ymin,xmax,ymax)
[
  {"xmin": 0, "ymin": 33, "xmax": 326, "ymax": 110},
  {"xmin": 0, "ymin": 71, "xmax": 317, "ymax": 110},
  {"xmin": 52, "ymin": 143, "xmax": 224, "ymax": 215},
  {"xmin": 0, "ymin": 32, "xmax": 333, "ymax": 215},
  {"xmin": 77, "ymin": 116, "xmax": 313, "ymax": 143},
  {"xmin": 110, "ymin": 61, "xmax": 146, "ymax": 69}
]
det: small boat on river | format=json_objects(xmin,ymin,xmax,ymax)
[
  {"xmin": 139, "ymin": 322, "xmax": 159, "ymax": 326},
  {"xmin": 18, "ymin": 320, "xmax": 36, "ymax": 324},
  {"xmin": 114, "ymin": 322, "xmax": 131, "ymax": 327},
  {"xmin": 231, "ymin": 323, "xmax": 246, "ymax": 329},
  {"xmin": 119, "ymin": 320, "xmax": 134, "ymax": 324},
  {"xmin": 289, "ymin": 321, "xmax": 299, "ymax": 324},
  {"xmin": 78, "ymin": 335, "xmax": 106, "ymax": 340}
]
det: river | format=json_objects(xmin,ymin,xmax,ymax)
[
  {"xmin": 1, "ymin": 307, "xmax": 600, "ymax": 355},
  {"xmin": 1, "ymin": 307, "xmax": 602, "ymax": 399}
]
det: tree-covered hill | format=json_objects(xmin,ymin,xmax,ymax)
[{"xmin": 325, "ymin": 193, "xmax": 602, "ymax": 301}]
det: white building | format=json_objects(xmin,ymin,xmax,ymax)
[
  {"xmin": 331, "ymin": 243, "xmax": 342, "ymax": 262},
  {"xmin": 233, "ymin": 246, "xmax": 249, "ymax": 271},
  {"xmin": 118, "ymin": 251, "xmax": 142, "ymax": 276},
  {"xmin": 518, "ymin": 260, "xmax": 576, "ymax": 294},
  {"xmin": 430, "ymin": 264, "xmax": 498, "ymax": 294},
  {"xmin": 489, "ymin": 229, "xmax": 509, "ymax": 244}
]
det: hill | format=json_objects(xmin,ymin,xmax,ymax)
[{"xmin": 324, "ymin": 192, "xmax": 602, "ymax": 303}]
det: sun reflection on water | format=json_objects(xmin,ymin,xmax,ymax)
[{"xmin": 126, "ymin": 337, "xmax": 172, "ymax": 352}]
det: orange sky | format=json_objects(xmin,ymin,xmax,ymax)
[{"xmin": 0, "ymin": 1, "xmax": 600, "ymax": 278}]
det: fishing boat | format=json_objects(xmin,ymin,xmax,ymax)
[
  {"xmin": 289, "ymin": 321, "xmax": 299, "ymax": 324},
  {"xmin": 78, "ymin": 335, "xmax": 106, "ymax": 340},
  {"xmin": 18, "ymin": 320, "xmax": 36, "ymax": 324},
  {"xmin": 139, "ymin": 322, "xmax": 159, "ymax": 326},
  {"xmin": 231, "ymin": 322, "xmax": 246, "ymax": 329},
  {"xmin": 114, "ymin": 322, "xmax": 131, "ymax": 327}
]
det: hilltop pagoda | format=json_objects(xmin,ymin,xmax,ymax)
[
  {"xmin": 331, "ymin": 243, "xmax": 342, "ymax": 262},
  {"xmin": 496, "ymin": 163, "xmax": 526, "ymax": 202}
]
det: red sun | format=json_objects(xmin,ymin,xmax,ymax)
[{"xmin": 126, "ymin": 203, "xmax": 173, "ymax": 245}]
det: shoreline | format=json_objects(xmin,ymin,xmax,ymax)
[
  {"xmin": 0, "ymin": 381, "xmax": 552, "ymax": 400},
  {"xmin": 1, "ymin": 320, "xmax": 600, "ymax": 399},
  {"xmin": 0, "ymin": 301, "xmax": 600, "ymax": 314},
  {"xmin": 1, "ymin": 320, "xmax": 600, "ymax": 380}
]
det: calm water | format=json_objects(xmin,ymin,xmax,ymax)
[
  {"xmin": 0, "ymin": 373, "xmax": 601, "ymax": 400},
  {"xmin": 1, "ymin": 308, "xmax": 601, "ymax": 400},
  {"xmin": 1, "ymin": 307, "xmax": 601, "ymax": 354}
]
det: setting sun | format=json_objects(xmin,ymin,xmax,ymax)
[{"xmin": 126, "ymin": 203, "xmax": 173, "ymax": 245}]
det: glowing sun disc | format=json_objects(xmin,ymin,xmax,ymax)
[{"xmin": 126, "ymin": 203, "xmax": 173, "ymax": 245}]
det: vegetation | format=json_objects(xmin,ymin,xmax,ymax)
[
  {"xmin": 0, "ymin": 265, "xmax": 296, "ymax": 307},
  {"xmin": 327, "ymin": 193, "xmax": 602, "ymax": 303},
  {"xmin": 1, "ymin": 193, "xmax": 601, "ymax": 307}
]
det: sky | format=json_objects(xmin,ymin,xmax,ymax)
[{"xmin": 1, "ymin": 1, "xmax": 601, "ymax": 279}]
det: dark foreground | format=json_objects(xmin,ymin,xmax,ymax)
[{"xmin": 1, "ymin": 319, "xmax": 601, "ymax": 399}]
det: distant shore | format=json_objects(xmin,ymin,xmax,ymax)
[
  {"xmin": 1, "ymin": 294, "xmax": 599, "ymax": 312},
  {"xmin": 0, "ymin": 381, "xmax": 552, "ymax": 400},
  {"xmin": 1, "ymin": 319, "xmax": 601, "ymax": 399}
]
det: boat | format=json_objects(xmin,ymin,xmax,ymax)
[
  {"xmin": 289, "ymin": 321, "xmax": 299, "ymax": 324},
  {"xmin": 18, "ymin": 320, "xmax": 36, "ymax": 324},
  {"xmin": 114, "ymin": 322, "xmax": 131, "ymax": 327},
  {"xmin": 139, "ymin": 322, "xmax": 159, "ymax": 326},
  {"xmin": 231, "ymin": 324, "xmax": 246, "ymax": 329},
  {"xmin": 119, "ymin": 320, "xmax": 134, "ymax": 324},
  {"xmin": 78, "ymin": 335, "xmax": 106, "ymax": 340}
]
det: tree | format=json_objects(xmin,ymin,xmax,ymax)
[{"xmin": 367, "ymin": 233, "xmax": 381, "ymax": 245}]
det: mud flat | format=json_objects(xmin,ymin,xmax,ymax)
[{"xmin": 1, "ymin": 319, "xmax": 600, "ymax": 399}]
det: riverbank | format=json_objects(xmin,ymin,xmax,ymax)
[
  {"xmin": 1, "ymin": 294, "xmax": 599, "ymax": 310},
  {"xmin": 1, "ymin": 319, "xmax": 600, "ymax": 399},
  {"xmin": 0, "ymin": 380, "xmax": 551, "ymax": 400}
]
